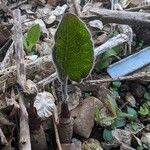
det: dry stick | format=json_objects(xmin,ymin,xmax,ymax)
[
  {"xmin": 52, "ymin": 116, "xmax": 62, "ymax": 150},
  {"xmin": 0, "ymin": 38, "xmax": 12, "ymax": 54},
  {"xmin": 84, "ymin": 72, "xmax": 150, "ymax": 84},
  {"xmin": 0, "ymin": 128, "xmax": 8, "ymax": 145},
  {"xmin": 37, "ymin": 72, "xmax": 57, "ymax": 89},
  {"xmin": 0, "ymin": 42, "xmax": 14, "ymax": 70},
  {"xmin": 94, "ymin": 33, "xmax": 128, "ymax": 57},
  {"xmin": 125, "ymin": 4, "xmax": 150, "ymax": 11},
  {"xmin": 73, "ymin": 0, "xmax": 82, "ymax": 16},
  {"xmin": 13, "ymin": 9, "xmax": 31, "ymax": 150},
  {"xmin": 83, "ymin": 8, "xmax": 150, "ymax": 28}
]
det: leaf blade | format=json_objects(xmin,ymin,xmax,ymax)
[
  {"xmin": 53, "ymin": 13, "xmax": 94, "ymax": 82},
  {"xmin": 26, "ymin": 24, "xmax": 41, "ymax": 49}
]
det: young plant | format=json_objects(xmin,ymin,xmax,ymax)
[
  {"xmin": 24, "ymin": 24, "xmax": 41, "ymax": 55},
  {"xmin": 95, "ymin": 44, "xmax": 123, "ymax": 73},
  {"xmin": 144, "ymin": 92, "xmax": 150, "ymax": 101},
  {"xmin": 138, "ymin": 103, "xmax": 150, "ymax": 117},
  {"xmin": 95, "ymin": 83, "xmax": 140, "ymax": 141},
  {"xmin": 52, "ymin": 13, "xmax": 94, "ymax": 143}
]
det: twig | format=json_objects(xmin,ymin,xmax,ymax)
[
  {"xmin": 0, "ymin": 38, "xmax": 12, "ymax": 54},
  {"xmin": 37, "ymin": 72, "xmax": 57, "ymax": 89},
  {"xmin": 0, "ymin": 42, "xmax": 14, "ymax": 70},
  {"xmin": 0, "ymin": 128, "xmax": 8, "ymax": 145},
  {"xmin": 85, "ymin": 8, "xmax": 150, "ymax": 28},
  {"xmin": 52, "ymin": 116, "xmax": 62, "ymax": 150},
  {"xmin": 94, "ymin": 33, "xmax": 128, "ymax": 57},
  {"xmin": 125, "ymin": 4, "xmax": 150, "ymax": 11},
  {"xmin": 13, "ymin": 9, "xmax": 31, "ymax": 150},
  {"xmin": 73, "ymin": 0, "xmax": 82, "ymax": 17},
  {"xmin": 83, "ymin": 72, "xmax": 150, "ymax": 84},
  {"xmin": 6, "ymin": 88, "xmax": 20, "ymax": 117}
]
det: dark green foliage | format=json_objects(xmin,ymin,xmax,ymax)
[
  {"xmin": 103, "ymin": 129, "xmax": 113, "ymax": 142},
  {"xmin": 95, "ymin": 45, "xmax": 123, "ymax": 73},
  {"xmin": 24, "ymin": 24, "xmax": 41, "ymax": 54},
  {"xmin": 52, "ymin": 13, "xmax": 94, "ymax": 82}
]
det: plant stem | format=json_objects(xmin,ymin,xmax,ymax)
[
  {"xmin": 58, "ymin": 78, "xmax": 73, "ymax": 143},
  {"xmin": 61, "ymin": 78, "xmax": 68, "ymax": 102}
]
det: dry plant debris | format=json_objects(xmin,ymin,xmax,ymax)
[{"xmin": 0, "ymin": 0, "xmax": 150, "ymax": 150}]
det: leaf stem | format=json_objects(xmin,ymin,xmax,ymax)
[{"xmin": 61, "ymin": 78, "xmax": 68, "ymax": 102}]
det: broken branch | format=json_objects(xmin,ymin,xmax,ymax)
[
  {"xmin": 13, "ymin": 9, "xmax": 31, "ymax": 150},
  {"xmin": 85, "ymin": 9, "xmax": 150, "ymax": 27}
]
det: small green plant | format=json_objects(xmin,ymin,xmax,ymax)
[
  {"xmin": 138, "ymin": 103, "xmax": 150, "ymax": 117},
  {"xmin": 103, "ymin": 129, "xmax": 113, "ymax": 142},
  {"xmin": 96, "ymin": 82, "xmax": 141, "ymax": 141},
  {"xmin": 52, "ymin": 13, "xmax": 94, "ymax": 143},
  {"xmin": 144, "ymin": 92, "xmax": 150, "ymax": 101},
  {"xmin": 95, "ymin": 45, "xmax": 123, "ymax": 73},
  {"xmin": 24, "ymin": 24, "xmax": 41, "ymax": 55}
]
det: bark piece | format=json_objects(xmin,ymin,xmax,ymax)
[
  {"xmin": 0, "ymin": 128, "xmax": 8, "ymax": 146},
  {"xmin": 88, "ymin": 8, "xmax": 150, "ymax": 27},
  {"xmin": 13, "ymin": 9, "xmax": 31, "ymax": 150},
  {"xmin": 82, "ymin": 138, "xmax": 103, "ymax": 150},
  {"xmin": 71, "ymin": 97, "xmax": 98, "ymax": 138},
  {"xmin": 0, "ymin": 55, "xmax": 55, "ymax": 92},
  {"xmin": 0, "ymin": 42, "xmax": 14, "ymax": 70}
]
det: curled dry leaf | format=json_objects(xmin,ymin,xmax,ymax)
[
  {"xmin": 71, "ymin": 97, "xmax": 97, "ymax": 138},
  {"xmin": 67, "ymin": 86, "xmax": 81, "ymax": 111},
  {"xmin": 125, "ymin": 92, "xmax": 136, "ymax": 107},
  {"xmin": 82, "ymin": 138, "xmax": 103, "ymax": 150},
  {"xmin": 36, "ymin": 41, "xmax": 52, "ymax": 56},
  {"xmin": 34, "ymin": 91, "xmax": 56, "ymax": 120},
  {"xmin": 141, "ymin": 132, "xmax": 150, "ymax": 149},
  {"xmin": 52, "ymin": 4, "xmax": 68, "ymax": 16},
  {"xmin": 112, "ymin": 129, "xmax": 132, "ymax": 146},
  {"xmin": 119, "ymin": 0, "xmax": 132, "ymax": 8},
  {"xmin": 44, "ymin": 15, "xmax": 56, "ymax": 25},
  {"xmin": 89, "ymin": 20, "xmax": 103, "ymax": 30}
]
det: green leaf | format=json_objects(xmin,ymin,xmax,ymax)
[
  {"xmin": 95, "ymin": 106, "xmax": 115, "ymax": 123},
  {"xmin": 138, "ymin": 103, "xmax": 149, "ymax": 116},
  {"xmin": 102, "ymin": 48, "xmax": 117, "ymax": 59},
  {"xmin": 95, "ymin": 105, "xmax": 101, "ymax": 122},
  {"xmin": 99, "ymin": 116, "xmax": 115, "ymax": 122},
  {"xmin": 144, "ymin": 92, "xmax": 150, "ymax": 101},
  {"xmin": 106, "ymin": 94, "xmax": 118, "ymax": 117},
  {"xmin": 112, "ymin": 117, "xmax": 126, "ymax": 128},
  {"xmin": 52, "ymin": 13, "xmax": 94, "ymax": 82},
  {"xmin": 110, "ymin": 88, "xmax": 120, "ymax": 98},
  {"xmin": 131, "ymin": 122, "xmax": 140, "ymax": 131},
  {"xmin": 117, "ymin": 111, "xmax": 133, "ymax": 118},
  {"xmin": 95, "ymin": 58, "xmax": 110, "ymax": 72},
  {"xmin": 103, "ymin": 129, "xmax": 113, "ymax": 142},
  {"xmin": 127, "ymin": 107, "xmax": 137, "ymax": 121},
  {"xmin": 95, "ymin": 45, "xmax": 123, "ymax": 73},
  {"xmin": 112, "ymin": 81, "xmax": 121, "ymax": 89},
  {"xmin": 26, "ymin": 24, "xmax": 41, "ymax": 50}
]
